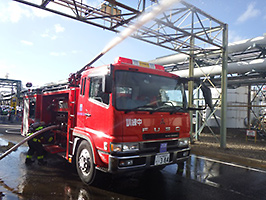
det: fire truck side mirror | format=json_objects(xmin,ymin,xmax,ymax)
[
  {"xmin": 200, "ymin": 83, "xmax": 212, "ymax": 108},
  {"xmin": 103, "ymin": 75, "xmax": 112, "ymax": 93}
]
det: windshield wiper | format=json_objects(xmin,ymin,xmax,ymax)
[
  {"xmin": 124, "ymin": 104, "xmax": 153, "ymax": 114},
  {"xmin": 149, "ymin": 101, "xmax": 187, "ymax": 114},
  {"xmin": 170, "ymin": 106, "xmax": 187, "ymax": 114},
  {"xmin": 149, "ymin": 105, "xmax": 169, "ymax": 114}
]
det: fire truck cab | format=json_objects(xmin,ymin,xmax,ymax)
[{"xmin": 22, "ymin": 57, "xmax": 211, "ymax": 185}]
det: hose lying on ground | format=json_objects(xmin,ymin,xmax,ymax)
[{"xmin": 0, "ymin": 125, "xmax": 59, "ymax": 161}]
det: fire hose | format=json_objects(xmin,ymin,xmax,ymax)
[{"xmin": 0, "ymin": 125, "xmax": 59, "ymax": 161}]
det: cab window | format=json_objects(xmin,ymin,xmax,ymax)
[{"xmin": 89, "ymin": 77, "xmax": 109, "ymax": 105}]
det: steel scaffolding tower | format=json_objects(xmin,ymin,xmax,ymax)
[{"xmin": 0, "ymin": 78, "xmax": 22, "ymax": 103}]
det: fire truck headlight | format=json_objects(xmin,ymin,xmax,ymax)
[
  {"xmin": 122, "ymin": 143, "xmax": 139, "ymax": 152},
  {"xmin": 110, "ymin": 143, "xmax": 139, "ymax": 153},
  {"xmin": 110, "ymin": 143, "xmax": 122, "ymax": 152},
  {"xmin": 178, "ymin": 138, "xmax": 189, "ymax": 147}
]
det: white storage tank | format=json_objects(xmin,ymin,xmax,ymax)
[{"xmin": 206, "ymin": 86, "xmax": 248, "ymax": 128}]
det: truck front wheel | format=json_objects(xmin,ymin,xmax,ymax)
[{"xmin": 76, "ymin": 140, "xmax": 96, "ymax": 185}]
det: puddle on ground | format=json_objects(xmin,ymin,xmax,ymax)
[
  {"xmin": 1, "ymin": 135, "xmax": 266, "ymax": 200},
  {"xmin": 0, "ymin": 138, "xmax": 15, "ymax": 153},
  {"xmin": 0, "ymin": 138, "xmax": 8, "ymax": 146},
  {"xmin": 0, "ymin": 153, "xmax": 225, "ymax": 199}
]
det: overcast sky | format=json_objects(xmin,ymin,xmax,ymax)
[{"xmin": 0, "ymin": 0, "xmax": 265, "ymax": 88}]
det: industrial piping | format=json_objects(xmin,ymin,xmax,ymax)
[
  {"xmin": 150, "ymin": 35, "xmax": 266, "ymax": 66},
  {"xmin": 173, "ymin": 57, "xmax": 266, "ymax": 78}
]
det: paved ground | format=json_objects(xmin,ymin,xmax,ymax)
[
  {"xmin": 1, "ymin": 120, "xmax": 265, "ymax": 170},
  {"xmin": 1, "ymin": 122, "xmax": 266, "ymax": 199},
  {"xmin": 191, "ymin": 128, "xmax": 266, "ymax": 170}
]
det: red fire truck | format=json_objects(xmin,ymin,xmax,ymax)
[{"xmin": 22, "ymin": 57, "xmax": 211, "ymax": 184}]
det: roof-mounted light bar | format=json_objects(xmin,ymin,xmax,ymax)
[{"xmin": 114, "ymin": 57, "xmax": 165, "ymax": 71}]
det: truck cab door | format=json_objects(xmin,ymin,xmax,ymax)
[
  {"xmin": 83, "ymin": 76, "xmax": 110, "ymax": 132},
  {"xmin": 77, "ymin": 76, "xmax": 88, "ymax": 128}
]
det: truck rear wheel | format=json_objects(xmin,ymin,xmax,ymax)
[{"xmin": 76, "ymin": 140, "xmax": 96, "ymax": 185}]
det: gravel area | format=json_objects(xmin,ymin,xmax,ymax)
[{"xmin": 191, "ymin": 128, "xmax": 266, "ymax": 170}]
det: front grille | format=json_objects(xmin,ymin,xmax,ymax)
[
  {"xmin": 140, "ymin": 140, "xmax": 179, "ymax": 153},
  {"xmin": 143, "ymin": 132, "xmax": 179, "ymax": 140}
]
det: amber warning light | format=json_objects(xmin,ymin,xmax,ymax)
[{"xmin": 114, "ymin": 57, "xmax": 165, "ymax": 71}]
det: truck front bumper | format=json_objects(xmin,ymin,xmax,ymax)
[{"xmin": 108, "ymin": 147, "xmax": 190, "ymax": 173}]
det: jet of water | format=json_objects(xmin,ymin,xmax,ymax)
[{"xmin": 78, "ymin": 0, "xmax": 181, "ymax": 74}]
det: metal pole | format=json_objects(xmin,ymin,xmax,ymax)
[
  {"xmin": 247, "ymin": 84, "xmax": 251, "ymax": 129},
  {"xmin": 188, "ymin": 11, "xmax": 195, "ymax": 142},
  {"xmin": 195, "ymin": 88, "xmax": 200, "ymax": 140},
  {"xmin": 220, "ymin": 23, "xmax": 228, "ymax": 148}
]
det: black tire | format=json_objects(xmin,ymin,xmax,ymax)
[{"xmin": 76, "ymin": 140, "xmax": 96, "ymax": 185}]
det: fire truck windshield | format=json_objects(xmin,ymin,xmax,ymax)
[{"xmin": 115, "ymin": 71, "xmax": 187, "ymax": 112}]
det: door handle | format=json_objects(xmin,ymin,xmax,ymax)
[{"xmin": 85, "ymin": 113, "xmax": 91, "ymax": 117}]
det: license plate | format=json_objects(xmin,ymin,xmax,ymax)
[{"xmin": 154, "ymin": 153, "xmax": 170, "ymax": 165}]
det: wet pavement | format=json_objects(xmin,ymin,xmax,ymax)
[{"xmin": 1, "ymin": 123, "xmax": 266, "ymax": 200}]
